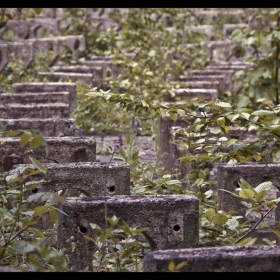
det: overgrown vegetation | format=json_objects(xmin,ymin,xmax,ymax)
[{"xmin": 2, "ymin": 7, "xmax": 280, "ymax": 272}]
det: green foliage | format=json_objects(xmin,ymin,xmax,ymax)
[{"xmin": 84, "ymin": 215, "xmax": 149, "ymax": 272}]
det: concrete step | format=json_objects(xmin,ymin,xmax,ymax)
[
  {"xmin": 0, "ymin": 103, "xmax": 70, "ymax": 118},
  {"xmin": 14, "ymin": 161, "xmax": 131, "ymax": 197},
  {"xmin": 56, "ymin": 194, "xmax": 199, "ymax": 271},
  {"xmin": 37, "ymin": 72, "xmax": 94, "ymax": 85},
  {"xmin": 0, "ymin": 136, "xmax": 96, "ymax": 172},
  {"xmin": 144, "ymin": 245, "xmax": 280, "ymax": 272},
  {"xmin": 0, "ymin": 91, "xmax": 69, "ymax": 104},
  {"xmin": 13, "ymin": 82, "xmax": 76, "ymax": 113},
  {"xmin": 0, "ymin": 118, "xmax": 76, "ymax": 137}
]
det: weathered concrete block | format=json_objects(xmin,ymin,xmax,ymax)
[
  {"xmin": 179, "ymin": 75, "xmax": 226, "ymax": 91},
  {"xmin": 15, "ymin": 161, "xmax": 130, "ymax": 196},
  {"xmin": 0, "ymin": 44, "xmax": 8, "ymax": 72},
  {"xmin": 166, "ymin": 25, "xmax": 215, "ymax": 41},
  {"xmin": 70, "ymin": 60, "xmax": 122, "ymax": 79},
  {"xmin": 51, "ymin": 65, "xmax": 103, "ymax": 88},
  {"xmin": 0, "ymin": 136, "xmax": 96, "ymax": 172},
  {"xmin": 27, "ymin": 18, "xmax": 61, "ymax": 39},
  {"xmin": 37, "ymin": 72, "xmax": 94, "ymax": 85},
  {"xmin": 217, "ymin": 163, "xmax": 280, "ymax": 218},
  {"xmin": 57, "ymin": 194, "xmax": 199, "ymax": 271},
  {"xmin": 9, "ymin": 41, "xmax": 35, "ymax": 68},
  {"xmin": 168, "ymin": 88, "xmax": 218, "ymax": 102},
  {"xmin": 144, "ymin": 245, "xmax": 280, "ymax": 272},
  {"xmin": 177, "ymin": 81, "xmax": 220, "ymax": 91},
  {"xmin": 0, "ymin": 20, "xmax": 30, "ymax": 40},
  {"xmin": 0, "ymin": 118, "xmax": 76, "ymax": 137},
  {"xmin": 13, "ymin": 82, "xmax": 76, "ymax": 113},
  {"xmin": 0, "ymin": 103, "xmax": 70, "ymax": 119},
  {"xmin": 0, "ymin": 91, "xmax": 69, "ymax": 104}
]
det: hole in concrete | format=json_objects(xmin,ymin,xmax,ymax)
[
  {"xmin": 74, "ymin": 39, "xmax": 80, "ymax": 50},
  {"xmin": 79, "ymin": 225, "xmax": 87, "ymax": 233},
  {"xmin": 107, "ymin": 185, "xmax": 115, "ymax": 193},
  {"xmin": 31, "ymin": 188, "xmax": 38, "ymax": 193},
  {"xmin": 233, "ymin": 180, "xmax": 240, "ymax": 188},
  {"xmin": 173, "ymin": 225, "xmax": 180, "ymax": 231}
]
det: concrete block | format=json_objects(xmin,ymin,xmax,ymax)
[
  {"xmin": 13, "ymin": 82, "xmax": 76, "ymax": 113},
  {"xmin": 166, "ymin": 25, "xmax": 215, "ymax": 41},
  {"xmin": 0, "ymin": 103, "xmax": 70, "ymax": 119},
  {"xmin": 144, "ymin": 245, "xmax": 280, "ymax": 272},
  {"xmin": 0, "ymin": 44, "xmax": 8, "ymax": 72},
  {"xmin": 176, "ymin": 80, "xmax": 220, "ymax": 91},
  {"xmin": 57, "ymin": 194, "xmax": 199, "ymax": 271},
  {"xmin": 179, "ymin": 75, "xmax": 226, "ymax": 91},
  {"xmin": 0, "ymin": 136, "xmax": 96, "ymax": 172},
  {"xmin": 51, "ymin": 65, "xmax": 103, "ymax": 88},
  {"xmin": 0, "ymin": 92, "xmax": 69, "ymax": 104},
  {"xmin": 0, "ymin": 118, "xmax": 76, "ymax": 137},
  {"xmin": 169, "ymin": 88, "xmax": 218, "ymax": 101},
  {"xmin": 15, "ymin": 161, "xmax": 130, "ymax": 196},
  {"xmin": 9, "ymin": 41, "xmax": 34, "ymax": 68},
  {"xmin": 37, "ymin": 72, "xmax": 94, "ymax": 85},
  {"xmin": 217, "ymin": 163, "xmax": 280, "ymax": 219}
]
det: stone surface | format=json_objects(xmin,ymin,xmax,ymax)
[
  {"xmin": 13, "ymin": 82, "xmax": 76, "ymax": 113},
  {"xmin": 14, "ymin": 161, "xmax": 131, "ymax": 196},
  {"xmin": 0, "ymin": 103, "xmax": 70, "ymax": 118},
  {"xmin": 144, "ymin": 245, "xmax": 280, "ymax": 272},
  {"xmin": 0, "ymin": 91, "xmax": 69, "ymax": 104},
  {"xmin": 0, "ymin": 136, "xmax": 96, "ymax": 172},
  {"xmin": 0, "ymin": 118, "xmax": 76, "ymax": 137},
  {"xmin": 57, "ymin": 194, "xmax": 199, "ymax": 271},
  {"xmin": 218, "ymin": 162, "xmax": 280, "ymax": 220}
]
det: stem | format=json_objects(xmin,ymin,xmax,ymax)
[{"xmin": 234, "ymin": 204, "xmax": 277, "ymax": 245}]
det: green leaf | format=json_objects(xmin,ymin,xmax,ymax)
[
  {"xmin": 239, "ymin": 189, "xmax": 255, "ymax": 199},
  {"xmin": 29, "ymin": 156, "xmax": 47, "ymax": 175},
  {"xmin": 213, "ymin": 212, "xmax": 228, "ymax": 226},
  {"xmin": 33, "ymin": 206, "xmax": 49, "ymax": 217},
  {"xmin": 33, "ymin": 8, "xmax": 43, "ymax": 15},
  {"xmin": 20, "ymin": 133, "xmax": 32, "ymax": 147},
  {"xmin": 29, "ymin": 135, "xmax": 42, "ymax": 148}
]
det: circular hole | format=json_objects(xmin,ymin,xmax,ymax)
[
  {"xmin": 233, "ymin": 180, "xmax": 240, "ymax": 188},
  {"xmin": 32, "ymin": 188, "xmax": 38, "ymax": 193},
  {"xmin": 173, "ymin": 225, "xmax": 180, "ymax": 231},
  {"xmin": 108, "ymin": 185, "xmax": 115, "ymax": 193},
  {"xmin": 79, "ymin": 225, "xmax": 87, "ymax": 233}
]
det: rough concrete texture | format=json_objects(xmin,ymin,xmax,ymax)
[
  {"xmin": 0, "ymin": 265, "xmax": 20, "ymax": 272},
  {"xmin": 0, "ymin": 18, "xmax": 61, "ymax": 40},
  {"xmin": 179, "ymin": 75, "xmax": 227, "ymax": 91},
  {"xmin": 51, "ymin": 65, "xmax": 103, "ymax": 88},
  {"xmin": 14, "ymin": 161, "xmax": 130, "ymax": 196},
  {"xmin": 0, "ymin": 136, "xmax": 96, "ymax": 172},
  {"xmin": 13, "ymin": 82, "xmax": 76, "ymax": 113},
  {"xmin": 166, "ymin": 25, "xmax": 215, "ymax": 41},
  {"xmin": 143, "ymin": 245, "xmax": 280, "ymax": 272},
  {"xmin": 218, "ymin": 163, "xmax": 280, "ymax": 219},
  {"xmin": 57, "ymin": 194, "xmax": 199, "ymax": 271},
  {"xmin": 37, "ymin": 72, "xmax": 94, "ymax": 85},
  {"xmin": 0, "ymin": 92, "xmax": 70, "ymax": 104},
  {"xmin": 0, "ymin": 118, "xmax": 76, "ymax": 137},
  {"xmin": 0, "ymin": 103, "xmax": 70, "ymax": 119},
  {"xmin": 171, "ymin": 88, "xmax": 218, "ymax": 101},
  {"xmin": 178, "ymin": 80, "xmax": 220, "ymax": 91},
  {"xmin": 0, "ymin": 44, "xmax": 8, "ymax": 72}
]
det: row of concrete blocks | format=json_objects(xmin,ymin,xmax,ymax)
[
  {"xmin": 35, "ymin": 44, "xmax": 255, "ymax": 91},
  {"xmin": 13, "ymin": 160, "xmax": 280, "ymax": 272},
  {"xmin": 0, "ymin": 35, "xmax": 86, "ymax": 72},
  {"xmin": 5, "ymin": 85, "xmax": 280, "ymax": 271}
]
